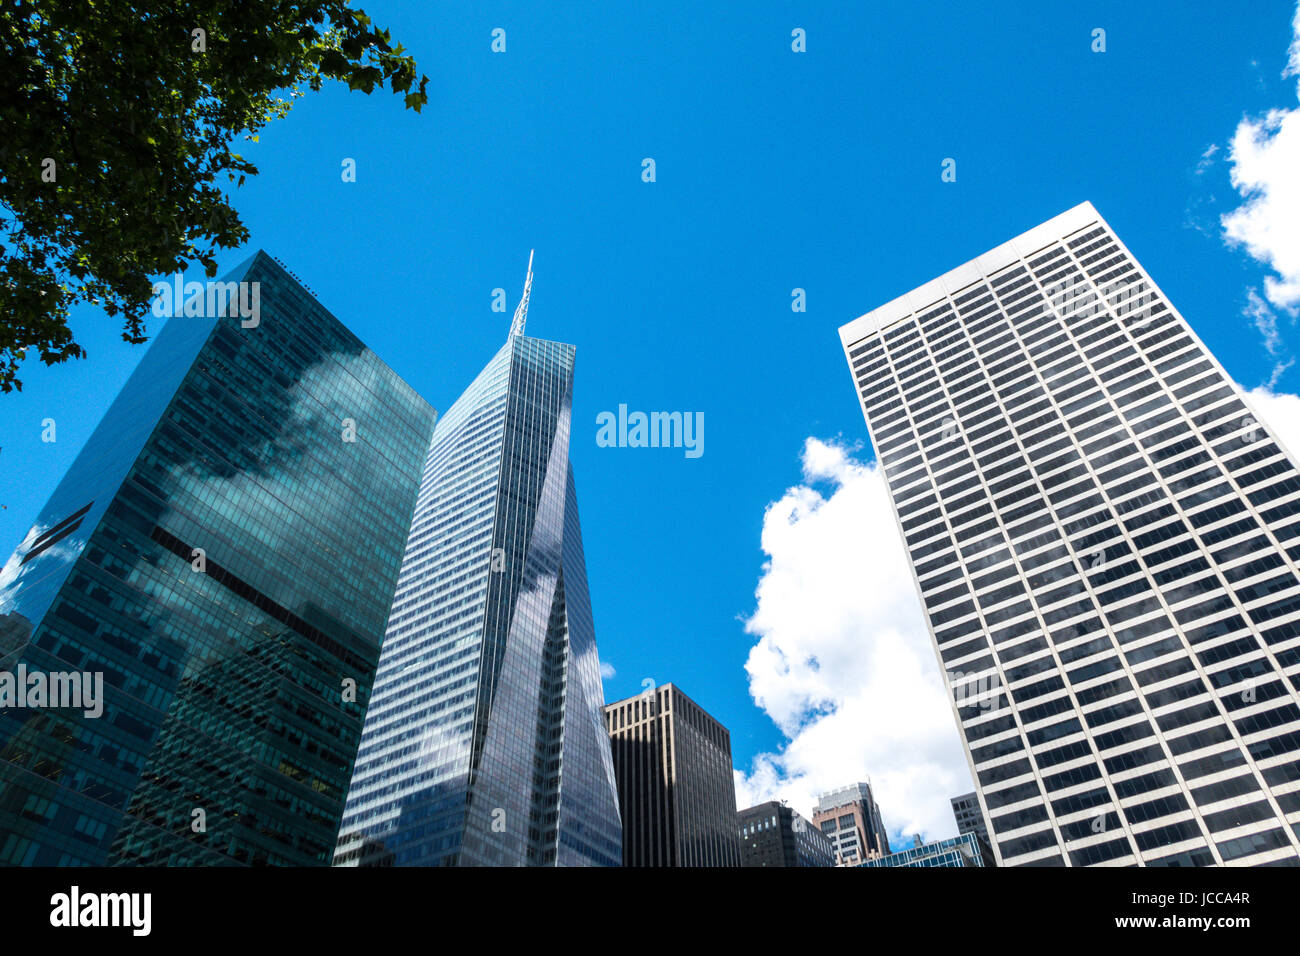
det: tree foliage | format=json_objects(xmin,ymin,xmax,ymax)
[{"xmin": 0, "ymin": 0, "xmax": 428, "ymax": 391}]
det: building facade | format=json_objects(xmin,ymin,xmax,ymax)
[
  {"xmin": 604, "ymin": 683, "xmax": 741, "ymax": 866},
  {"xmin": 950, "ymin": 791, "xmax": 997, "ymax": 864},
  {"xmin": 334, "ymin": 261, "xmax": 622, "ymax": 867},
  {"xmin": 739, "ymin": 800, "xmax": 835, "ymax": 867},
  {"xmin": 813, "ymin": 781, "xmax": 891, "ymax": 865},
  {"xmin": 0, "ymin": 252, "xmax": 435, "ymax": 865},
  {"xmin": 951, "ymin": 790, "xmax": 992, "ymax": 845},
  {"xmin": 860, "ymin": 832, "xmax": 988, "ymax": 868},
  {"xmin": 840, "ymin": 201, "xmax": 1300, "ymax": 866}
]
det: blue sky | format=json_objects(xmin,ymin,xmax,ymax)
[{"xmin": 3, "ymin": 0, "xmax": 1300, "ymax": 843}]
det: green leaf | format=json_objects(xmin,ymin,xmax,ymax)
[{"xmin": 0, "ymin": 0, "xmax": 429, "ymax": 392}]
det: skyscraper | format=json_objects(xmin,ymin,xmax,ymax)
[
  {"xmin": 950, "ymin": 791, "xmax": 996, "ymax": 865},
  {"xmin": 738, "ymin": 800, "xmax": 835, "ymax": 867},
  {"xmin": 812, "ymin": 782, "xmax": 891, "ymax": 864},
  {"xmin": 334, "ymin": 256, "xmax": 622, "ymax": 867},
  {"xmin": 951, "ymin": 790, "xmax": 992, "ymax": 846},
  {"xmin": 604, "ymin": 683, "xmax": 742, "ymax": 866},
  {"xmin": 0, "ymin": 252, "xmax": 436, "ymax": 865},
  {"xmin": 840, "ymin": 201, "xmax": 1300, "ymax": 867}
]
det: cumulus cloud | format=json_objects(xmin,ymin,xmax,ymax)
[
  {"xmin": 1222, "ymin": 4, "xmax": 1300, "ymax": 375},
  {"xmin": 599, "ymin": 660, "xmax": 616, "ymax": 680},
  {"xmin": 738, "ymin": 387, "xmax": 1300, "ymax": 846},
  {"xmin": 1246, "ymin": 384, "xmax": 1300, "ymax": 461},
  {"xmin": 736, "ymin": 438, "xmax": 971, "ymax": 842},
  {"xmin": 1223, "ymin": 105, "xmax": 1300, "ymax": 310}
]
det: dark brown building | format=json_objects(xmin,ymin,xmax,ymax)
[
  {"xmin": 739, "ymin": 801, "xmax": 836, "ymax": 867},
  {"xmin": 604, "ymin": 684, "xmax": 741, "ymax": 866}
]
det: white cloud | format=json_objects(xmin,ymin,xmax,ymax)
[
  {"xmin": 1288, "ymin": 2, "xmax": 1300, "ymax": 81},
  {"xmin": 1223, "ymin": 106, "xmax": 1300, "ymax": 309},
  {"xmin": 1244, "ymin": 289, "xmax": 1296, "ymax": 387},
  {"xmin": 1196, "ymin": 142, "xmax": 1220, "ymax": 175},
  {"xmin": 736, "ymin": 438, "xmax": 972, "ymax": 842},
  {"xmin": 1222, "ymin": 3, "xmax": 1300, "ymax": 346},
  {"xmin": 1247, "ymin": 288, "xmax": 1284, "ymax": 357},
  {"xmin": 1246, "ymin": 384, "xmax": 1300, "ymax": 462},
  {"xmin": 738, "ymin": 386, "xmax": 1300, "ymax": 847},
  {"xmin": 599, "ymin": 660, "xmax": 616, "ymax": 680}
]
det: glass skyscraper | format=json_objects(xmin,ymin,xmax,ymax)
[
  {"xmin": 334, "ymin": 271, "xmax": 622, "ymax": 867},
  {"xmin": 859, "ymin": 832, "xmax": 988, "ymax": 868},
  {"xmin": 0, "ymin": 252, "xmax": 436, "ymax": 865},
  {"xmin": 841, "ymin": 202, "xmax": 1300, "ymax": 867}
]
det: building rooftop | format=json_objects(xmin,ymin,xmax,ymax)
[{"xmin": 838, "ymin": 201, "xmax": 1103, "ymax": 347}]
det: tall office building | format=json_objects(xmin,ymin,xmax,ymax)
[
  {"xmin": 950, "ymin": 791, "xmax": 996, "ymax": 865},
  {"xmin": 0, "ymin": 252, "xmax": 435, "ymax": 865},
  {"xmin": 813, "ymin": 781, "xmax": 891, "ymax": 864},
  {"xmin": 840, "ymin": 201, "xmax": 1300, "ymax": 867},
  {"xmin": 334, "ymin": 256, "xmax": 622, "ymax": 867},
  {"xmin": 951, "ymin": 790, "xmax": 992, "ymax": 845},
  {"xmin": 604, "ymin": 683, "xmax": 741, "ymax": 866},
  {"xmin": 739, "ymin": 800, "xmax": 835, "ymax": 867}
]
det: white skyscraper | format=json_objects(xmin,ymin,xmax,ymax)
[{"xmin": 840, "ymin": 202, "xmax": 1300, "ymax": 867}]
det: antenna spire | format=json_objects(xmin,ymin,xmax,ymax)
[{"xmin": 510, "ymin": 249, "xmax": 534, "ymax": 338}]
